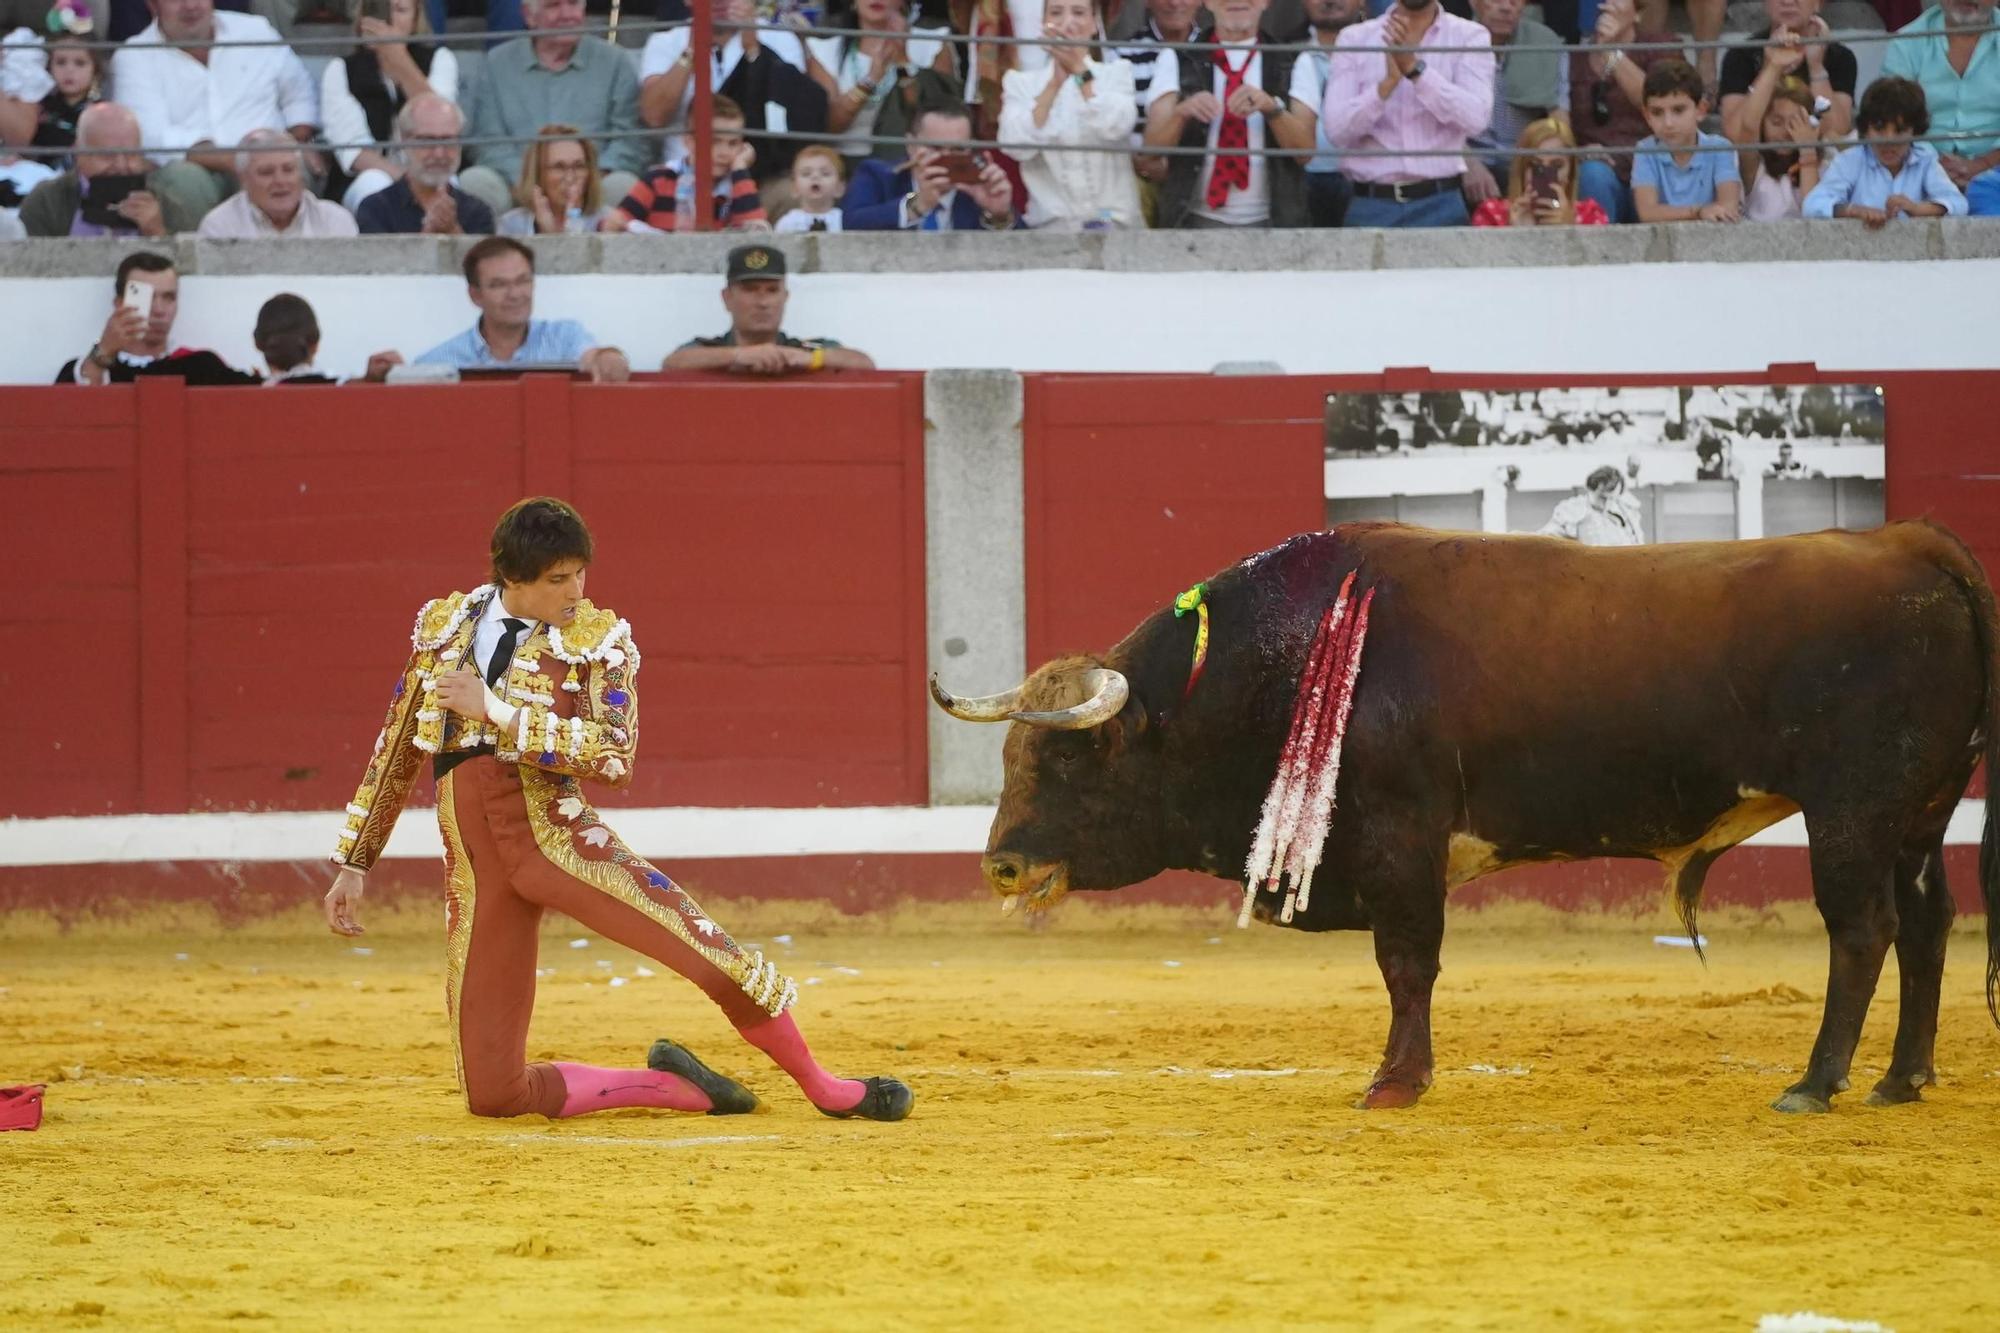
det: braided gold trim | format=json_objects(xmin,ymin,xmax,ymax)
[{"xmin": 435, "ymin": 772, "xmax": 478, "ymax": 1098}]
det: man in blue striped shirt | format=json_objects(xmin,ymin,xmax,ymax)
[{"xmin": 417, "ymin": 237, "xmax": 631, "ymax": 381}]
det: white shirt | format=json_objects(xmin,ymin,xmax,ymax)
[
  {"xmin": 1145, "ymin": 44, "xmax": 1320, "ymax": 226},
  {"xmin": 472, "ymin": 592, "xmax": 536, "ymax": 682},
  {"xmin": 321, "ymin": 48, "xmax": 460, "ymax": 175},
  {"xmin": 804, "ymin": 31, "xmax": 954, "ymax": 158},
  {"xmin": 113, "ymin": 12, "xmax": 319, "ymax": 166},
  {"xmin": 638, "ymin": 26, "xmax": 811, "ymax": 137},
  {"xmin": 197, "ymin": 190, "xmax": 359, "ymax": 238},
  {"xmin": 999, "ymin": 59, "xmax": 1144, "ymax": 229},
  {"xmin": 774, "ymin": 205, "xmax": 844, "ymax": 232}
]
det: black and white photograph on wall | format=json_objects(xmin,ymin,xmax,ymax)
[{"xmin": 1322, "ymin": 384, "xmax": 1886, "ymax": 545}]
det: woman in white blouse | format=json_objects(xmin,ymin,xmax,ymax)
[
  {"xmin": 998, "ymin": 0, "xmax": 1140, "ymax": 229},
  {"xmin": 321, "ymin": 0, "xmax": 458, "ymax": 214},
  {"xmin": 816, "ymin": 0, "xmax": 958, "ymax": 164}
]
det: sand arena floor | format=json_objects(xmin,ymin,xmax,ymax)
[{"xmin": 3, "ymin": 897, "xmax": 1999, "ymax": 1331}]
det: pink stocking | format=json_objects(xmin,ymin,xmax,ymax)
[
  {"xmin": 552, "ymin": 1062, "xmax": 713, "ymax": 1117},
  {"xmin": 738, "ymin": 1013, "xmax": 865, "ymax": 1112}
]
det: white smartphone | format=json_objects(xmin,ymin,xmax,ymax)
[{"xmin": 122, "ymin": 280, "xmax": 154, "ymax": 321}]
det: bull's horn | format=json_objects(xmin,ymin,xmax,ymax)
[
  {"xmin": 929, "ymin": 673, "xmax": 1024, "ymax": 723},
  {"xmin": 1009, "ymin": 668, "xmax": 1130, "ymax": 731}
]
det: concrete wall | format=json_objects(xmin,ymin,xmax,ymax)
[{"xmin": 6, "ymin": 223, "xmax": 2000, "ymax": 384}]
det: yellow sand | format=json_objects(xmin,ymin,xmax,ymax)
[{"xmin": 3, "ymin": 898, "xmax": 1998, "ymax": 1331}]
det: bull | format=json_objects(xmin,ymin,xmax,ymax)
[{"xmin": 931, "ymin": 521, "xmax": 1999, "ymax": 1113}]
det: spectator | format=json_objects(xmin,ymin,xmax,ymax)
[
  {"xmin": 321, "ymin": 0, "xmax": 458, "ymax": 214},
  {"xmin": 1718, "ymin": 0, "xmax": 1856, "ymax": 148},
  {"xmin": 663, "ymin": 242, "xmax": 877, "ymax": 374},
  {"xmin": 815, "ymin": 0, "xmax": 960, "ymax": 168},
  {"xmin": 842, "ymin": 102, "xmax": 1020, "ymax": 229},
  {"xmin": 1323, "ymin": 0, "xmax": 1493, "ymax": 228},
  {"xmin": 1144, "ymin": 0, "xmax": 1321, "ymax": 229},
  {"xmin": 416, "ymin": 235, "xmax": 631, "ymax": 382},
  {"xmin": 1631, "ymin": 59, "xmax": 1742, "ymax": 223},
  {"xmin": 1297, "ymin": 0, "xmax": 1365, "ymax": 228},
  {"xmin": 33, "ymin": 25, "xmax": 105, "ymax": 170},
  {"xmin": 57, "ymin": 251, "xmax": 261, "ymax": 384},
  {"xmin": 1765, "ymin": 441, "xmax": 1821, "ymax": 478},
  {"xmin": 0, "ymin": 11, "xmax": 53, "ymax": 152},
  {"xmin": 772, "ymin": 144, "xmax": 846, "ymax": 232},
  {"xmin": 252, "ymin": 292, "xmax": 405, "ymax": 384},
  {"xmin": 1731, "ymin": 76, "xmax": 1821, "ymax": 221},
  {"xmin": 1569, "ymin": 0, "xmax": 1675, "ymax": 224},
  {"xmin": 1117, "ymin": 0, "xmax": 1211, "ymax": 216},
  {"xmin": 603, "ymin": 93, "xmax": 767, "ymax": 233},
  {"xmin": 19, "ymin": 101, "xmax": 208, "ymax": 235},
  {"xmin": 110, "ymin": 0, "xmax": 317, "ymax": 206},
  {"xmin": 1470, "ymin": 116, "xmax": 1610, "ymax": 225},
  {"xmin": 1880, "ymin": 0, "xmax": 2000, "ymax": 207},
  {"xmin": 999, "ymin": 0, "xmax": 1143, "ymax": 229},
  {"xmin": 497, "ymin": 123, "xmax": 607, "ymax": 235},
  {"xmin": 1804, "ymin": 76, "xmax": 1968, "ymax": 223},
  {"xmin": 356, "ymin": 95, "xmax": 494, "ymax": 234},
  {"xmin": 197, "ymin": 130, "xmax": 360, "ymax": 236},
  {"xmin": 460, "ymin": 0, "xmax": 644, "ymax": 220},
  {"xmin": 1463, "ymin": 0, "xmax": 1568, "ymax": 215},
  {"xmin": 1538, "ymin": 464, "xmax": 1645, "ymax": 545},
  {"xmin": 637, "ymin": 0, "xmax": 833, "ymax": 184}
]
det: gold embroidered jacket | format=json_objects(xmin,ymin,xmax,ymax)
[{"xmin": 334, "ymin": 587, "xmax": 641, "ymax": 870}]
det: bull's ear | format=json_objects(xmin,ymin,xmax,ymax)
[{"xmin": 1100, "ymin": 692, "xmax": 1152, "ymax": 756}]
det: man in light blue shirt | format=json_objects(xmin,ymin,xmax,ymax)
[
  {"xmin": 1803, "ymin": 75, "xmax": 1969, "ymax": 222},
  {"xmin": 1880, "ymin": 0, "xmax": 2000, "ymax": 208},
  {"xmin": 418, "ymin": 236, "xmax": 630, "ymax": 380}
]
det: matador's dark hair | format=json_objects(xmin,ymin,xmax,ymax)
[{"xmin": 490, "ymin": 497, "xmax": 593, "ymax": 586}]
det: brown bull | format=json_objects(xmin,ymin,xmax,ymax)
[{"xmin": 932, "ymin": 521, "xmax": 2000, "ymax": 1112}]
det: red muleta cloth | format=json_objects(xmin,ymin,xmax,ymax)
[{"xmin": 0, "ymin": 1084, "xmax": 46, "ymax": 1131}]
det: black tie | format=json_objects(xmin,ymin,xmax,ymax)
[
  {"xmin": 809, "ymin": 218, "xmax": 828, "ymax": 232},
  {"xmin": 488, "ymin": 617, "xmax": 527, "ymax": 687}
]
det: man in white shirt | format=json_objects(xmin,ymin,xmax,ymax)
[
  {"xmin": 196, "ymin": 130, "xmax": 359, "ymax": 237},
  {"xmin": 111, "ymin": 0, "xmax": 319, "ymax": 190},
  {"xmin": 1141, "ymin": 0, "xmax": 1321, "ymax": 227}
]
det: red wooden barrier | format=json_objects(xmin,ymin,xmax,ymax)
[{"xmin": 0, "ymin": 374, "xmax": 930, "ymax": 819}]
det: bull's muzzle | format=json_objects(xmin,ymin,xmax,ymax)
[{"xmin": 982, "ymin": 852, "xmax": 1069, "ymax": 914}]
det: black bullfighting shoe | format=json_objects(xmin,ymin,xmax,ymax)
[
  {"xmin": 646, "ymin": 1038, "xmax": 763, "ymax": 1116},
  {"xmin": 817, "ymin": 1077, "xmax": 914, "ymax": 1122}
]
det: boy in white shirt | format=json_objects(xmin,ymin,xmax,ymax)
[{"xmin": 774, "ymin": 145, "xmax": 846, "ymax": 232}]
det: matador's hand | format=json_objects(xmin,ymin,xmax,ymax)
[
  {"xmin": 435, "ymin": 666, "xmax": 489, "ymax": 720},
  {"xmin": 325, "ymin": 866, "xmax": 366, "ymax": 936}
]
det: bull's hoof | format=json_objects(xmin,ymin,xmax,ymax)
[
  {"xmin": 1356, "ymin": 1079, "xmax": 1427, "ymax": 1110},
  {"xmin": 1865, "ymin": 1072, "xmax": 1928, "ymax": 1106},
  {"xmin": 1770, "ymin": 1089, "xmax": 1832, "ymax": 1115}
]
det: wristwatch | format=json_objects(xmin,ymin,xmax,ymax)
[
  {"xmin": 87, "ymin": 342, "xmax": 115, "ymax": 370},
  {"xmin": 1406, "ymin": 60, "xmax": 1426, "ymax": 80}
]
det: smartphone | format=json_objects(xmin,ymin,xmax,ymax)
[
  {"xmin": 79, "ymin": 172, "xmax": 146, "ymax": 228},
  {"xmin": 1527, "ymin": 161, "xmax": 1563, "ymax": 209},
  {"xmin": 122, "ymin": 279, "xmax": 154, "ymax": 322},
  {"xmin": 936, "ymin": 150, "xmax": 988, "ymax": 186}
]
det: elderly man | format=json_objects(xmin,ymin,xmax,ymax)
[
  {"xmin": 1882, "ymin": 0, "xmax": 2000, "ymax": 210},
  {"xmin": 416, "ymin": 236, "xmax": 630, "ymax": 382},
  {"xmin": 356, "ymin": 95, "xmax": 495, "ymax": 235},
  {"xmin": 20, "ymin": 102, "xmax": 215, "ymax": 236},
  {"xmin": 663, "ymin": 243, "xmax": 875, "ymax": 375},
  {"xmin": 460, "ymin": 0, "xmax": 644, "ymax": 220},
  {"xmin": 1141, "ymin": 0, "xmax": 1321, "ymax": 229},
  {"xmin": 197, "ymin": 131, "xmax": 359, "ymax": 237},
  {"xmin": 111, "ymin": 0, "xmax": 318, "ymax": 198},
  {"xmin": 1463, "ymin": 0, "xmax": 1568, "ymax": 209},
  {"xmin": 1323, "ymin": 0, "xmax": 1494, "ymax": 227}
]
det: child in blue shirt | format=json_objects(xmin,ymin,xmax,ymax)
[
  {"xmin": 1631, "ymin": 59, "xmax": 1744, "ymax": 223},
  {"xmin": 1803, "ymin": 76, "xmax": 1967, "ymax": 226}
]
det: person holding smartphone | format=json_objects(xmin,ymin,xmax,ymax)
[
  {"xmin": 56, "ymin": 252, "xmax": 260, "ymax": 386},
  {"xmin": 1469, "ymin": 116, "xmax": 1609, "ymax": 225},
  {"xmin": 841, "ymin": 103, "xmax": 1020, "ymax": 229},
  {"xmin": 19, "ymin": 102, "xmax": 214, "ymax": 237}
]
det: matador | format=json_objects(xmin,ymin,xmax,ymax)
[{"xmin": 323, "ymin": 497, "xmax": 912, "ymax": 1122}]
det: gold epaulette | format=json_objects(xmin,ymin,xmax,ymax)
[
  {"xmin": 547, "ymin": 601, "xmax": 637, "ymax": 667},
  {"xmin": 411, "ymin": 586, "xmax": 494, "ymax": 650}
]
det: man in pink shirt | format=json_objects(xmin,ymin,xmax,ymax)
[{"xmin": 1322, "ymin": 0, "xmax": 1494, "ymax": 226}]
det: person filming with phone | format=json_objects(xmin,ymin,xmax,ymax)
[
  {"xmin": 19, "ymin": 102, "xmax": 212, "ymax": 237},
  {"xmin": 56, "ymin": 252, "xmax": 259, "ymax": 386},
  {"xmin": 1470, "ymin": 117, "xmax": 1609, "ymax": 225},
  {"xmin": 840, "ymin": 103, "xmax": 1020, "ymax": 229}
]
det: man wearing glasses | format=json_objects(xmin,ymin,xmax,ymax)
[
  {"xmin": 357, "ymin": 96, "xmax": 498, "ymax": 236},
  {"xmin": 417, "ymin": 236, "xmax": 631, "ymax": 381}
]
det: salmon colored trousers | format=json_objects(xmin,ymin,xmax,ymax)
[{"xmin": 436, "ymin": 756, "xmax": 795, "ymax": 1118}]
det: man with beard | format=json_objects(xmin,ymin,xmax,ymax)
[
  {"xmin": 1296, "ymin": 0, "xmax": 1366, "ymax": 225},
  {"xmin": 1323, "ymin": 0, "xmax": 1492, "ymax": 227},
  {"xmin": 1882, "ymin": 0, "xmax": 2000, "ymax": 212},
  {"xmin": 356, "ymin": 96, "xmax": 496, "ymax": 235}
]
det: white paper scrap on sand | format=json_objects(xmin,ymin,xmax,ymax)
[
  {"xmin": 1757, "ymin": 1314, "xmax": 1891, "ymax": 1332},
  {"xmin": 1654, "ymin": 935, "xmax": 1709, "ymax": 948}
]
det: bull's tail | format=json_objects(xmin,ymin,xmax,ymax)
[{"xmin": 1924, "ymin": 521, "xmax": 2000, "ymax": 1026}]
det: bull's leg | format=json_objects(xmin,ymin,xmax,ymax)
[
  {"xmin": 1868, "ymin": 838, "xmax": 1954, "ymax": 1106},
  {"xmin": 1359, "ymin": 880, "xmax": 1446, "ymax": 1110},
  {"xmin": 1775, "ymin": 823, "xmax": 1899, "ymax": 1114}
]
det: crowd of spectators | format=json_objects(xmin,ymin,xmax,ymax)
[{"xmin": 2, "ymin": 0, "xmax": 1995, "ymax": 243}]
